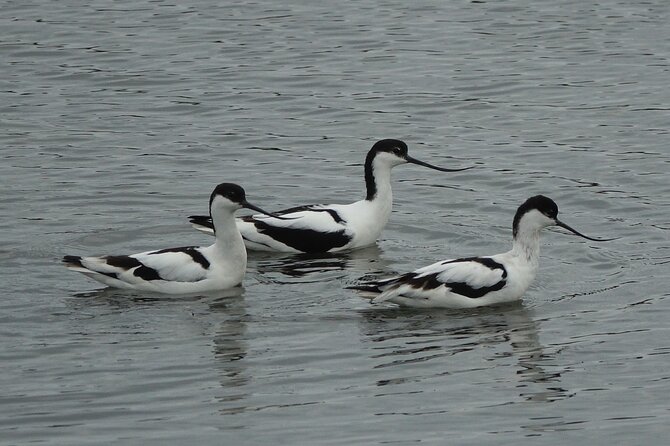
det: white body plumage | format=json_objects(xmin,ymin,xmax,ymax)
[
  {"xmin": 63, "ymin": 183, "xmax": 276, "ymax": 294},
  {"xmin": 350, "ymin": 195, "xmax": 612, "ymax": 308}
]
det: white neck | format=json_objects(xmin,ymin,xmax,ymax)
[
  {"xmin": 365, "ymin": 159, "xmax": 394, "ymax": 224},
  {"xmin": 211, "ymin": 206, "xmax": 247, "ymax": 265},
  {"xmin": 510, "ymin": 225, "xmax": 541, "ymax": 267},
  {"xmin": 371, "ymin": 161, "xmax": 393, "ymax": 200}
]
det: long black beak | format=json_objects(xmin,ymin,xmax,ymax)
[
  {"xmin": 556, "ymin": 219, "xmax": 617, "ymax": 242},
  {"xmin": 242, "ymin": 201, "xmax": 291, "ymax": 220},
  {"xmin": 405, "ymin": 155, "xmax": 473, "ymax": 172}
]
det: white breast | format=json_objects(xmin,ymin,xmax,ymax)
[{"xmin": 337, "ymin": 199, "xmax": 392, "ymax": 248}]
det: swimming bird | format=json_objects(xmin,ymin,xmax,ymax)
[
  {"xmin": 348, "ymin": 195, "xmax": 615, "ymax": 308},
  {"xmin": 188, "ymin": 139, "xmax": 471, "ymax": 253},
  {"xmin": 63, "ymin": 183, "xmax": 280, "ymax": 294}
]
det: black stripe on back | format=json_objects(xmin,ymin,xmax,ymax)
[
  {"xmin": 191, "ymin": 206, "xmax": 346, "ymax": 230},
  {"xmin": 447, "ymin": 257, "xmax": 508, "ymax": 279},
  {"xmin": 322, "ymin": 209, "xmax": 345, "ymax": 224},
  {"xmin": 250, "ymin": 205, "xmax": 346, "ymax": 224},
  {"xmin": 403, "ymin": 257, "xmax": 508, "ymax": 299},
  {"xmin": 150, "ymin": 247, "xmax": 211, "ymax": 269}
]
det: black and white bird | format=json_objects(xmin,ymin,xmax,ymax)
[
  {"xmin": 348, "ymin": 195, "xmax": 615, "ymax": 308},
  {"xmin": 63, "ymin": 183, "xmax": 280, "ymax": 294},
  {"xmin": 188, "ymin": 139, "xmax": 471, "ymax": 253}
]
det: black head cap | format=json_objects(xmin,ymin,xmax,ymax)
[
  {"xmin": 368, "ymin": 139, "xmax": 408, "ymax": 159},
  {"xmin": 363, "ymin": 139, "xmax": 409, "ymax": 200},
  {"xmin": 512, "ymin": 195, "xmax": 558, "ymax": 237},
  {"xmin": 210, "ymin": 183, "xmax": 246, "ymax": 208}
]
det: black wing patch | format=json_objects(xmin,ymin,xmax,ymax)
[
  {"xmin": 149, "ymin": 246, "xmax": 210, "ymax": 269},
  {"xmin": 63, "ymin": 254, "xmax": 164, "ymax": 281},
  {"xmin": 63, "ymin": 255, "xmax": 118, "ymax": 279},
  {"xmin": 403, "ymin": 257, "xmax": 508, "ymax": 299},
  {"xmin": 133, "ymin": 264, "xmax": 162, "ymax": 281},
  {"xmin": 104, "ymin": 255, "xmax": 163, "ymax": 281},
  {"xmin": 104, "ymin": 255, "xmax": 142, "ymax": 269},
  {"xmin": 242, "ymin": 204, "xmax": 349, "ymax": 253},
  {"xmin": 249, "ymin": 221, "xmax": 351, "ymax": 253}
]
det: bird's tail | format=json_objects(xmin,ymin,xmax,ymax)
[
  {"xmin": 188, "ymin": 215, "xmax": 215, "ymax": 235},
  {"xmin": 345, "ymin": 283, "xmax": 382, "ymax": 293},
  {"xmin": 346, "ymin": 281, "xmax": 385, "ymax": 301},
  {"xmin": 63, "ymin": 255, "xmax": 84, "ymax": 268}
]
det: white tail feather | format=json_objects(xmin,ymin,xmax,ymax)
[
  {"xmin": 192, "ymin": 223, "xmax": 215, "ymax": 235},
  {"xmin": 372, "ymin": 287, "xmax": 401, "ymax": 304}
]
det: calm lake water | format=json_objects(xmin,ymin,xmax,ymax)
[{"xmin": 2, "ymin": 0, "xmax": 670, "ymax": 444}]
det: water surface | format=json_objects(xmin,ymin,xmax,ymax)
[{"xmin": 2, "ymin": 0, "xmax": 670, "ymax": 444}]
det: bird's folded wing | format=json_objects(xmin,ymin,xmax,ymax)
[
  {"xmin": 133, "ymin": 248, "xmax": 210, "ymax": 282},
  {"xmin": 373, "ymin": 257, "xmax": 506, "ymax": 303},
  {"xmin": 250, "ymin": 204, "xmax": 347, "ymax": 232}
]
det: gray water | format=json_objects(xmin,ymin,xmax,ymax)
[{"xmin": 2, "ymin": 0, "xmax": 669, "ymax": 444}]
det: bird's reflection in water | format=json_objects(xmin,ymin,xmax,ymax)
[
  {"xmin": 67, "ymin": 285, "xmax": 244, "ymax": 310},
  {"xmin": 67, "ymin": 286, "xmax": 252, "ymax": 419},
  {"xmin": 251, "ymin": 245, "xmax": 389, "ymax": 282},
  {"xmin": 207, "ymin": 291, "xmax": 252, "ymax": 417},
  {"xmin": 359, "ymin": 302, "xmax": 572, "ymax": 403},
  {"xmin": 502, "ymin": 309, "xmax": 571, "ymax": 403}
]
